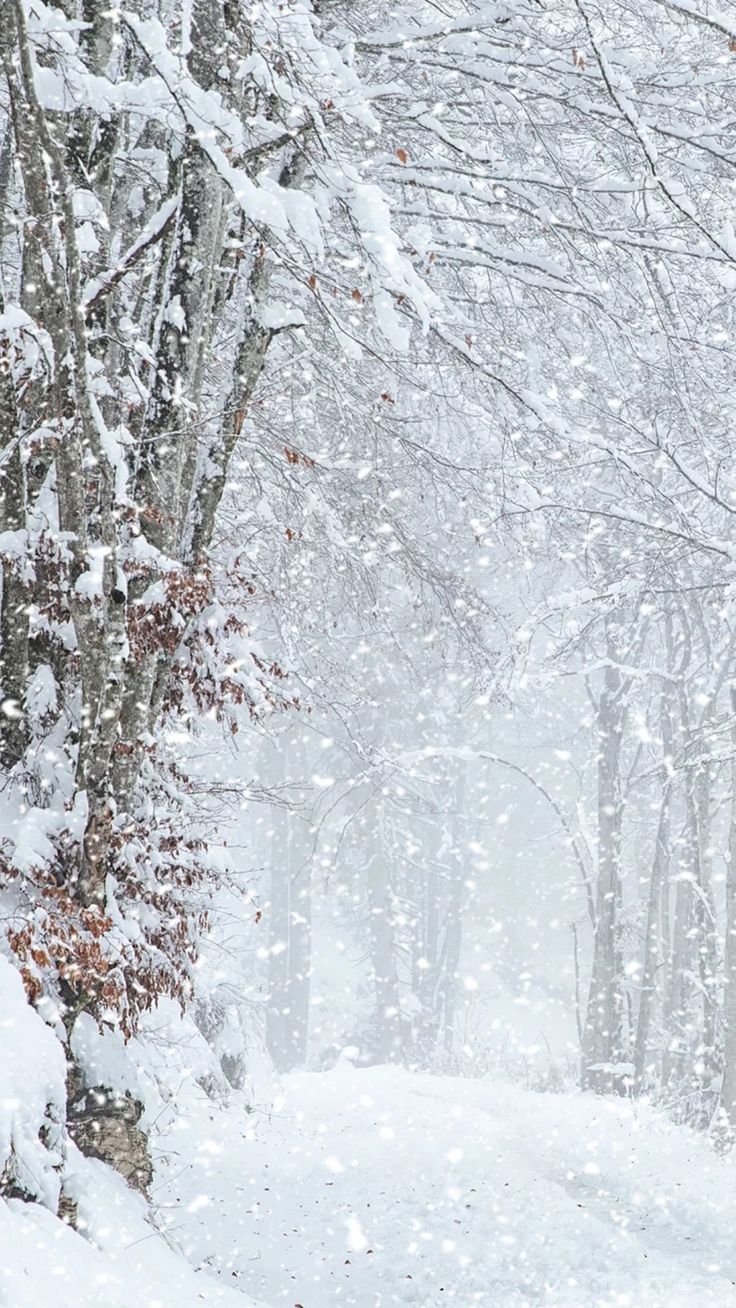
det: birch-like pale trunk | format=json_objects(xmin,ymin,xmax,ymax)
[
  {"xmin": 662, "ymin": 628, "xmax": 703, "ymax": 1098},
  {"xmin": 720, "ymin": 687, "xmax": 736, "ymax": 1128},
  {"xmin": 412, "ymin": 859, "xmax": 441, "ymax": 1060},
  {"xmin": 581, "ymin": 651, "xmax": 628, "ymax": 1094},
  {"xmin": 367, "ymin": 832, "xmax": 405, "ymax": 1063},
  {"xmin": 287, "ymin": 852, "xmax": 313, "ymax": 1070},
  {"xmin": 266, "ymin": 736, "xmax": 313, "ymax": 1072},
  {"xmin": 439, "ymin": 768, "xmax": 466, "ymax": 1060},
  {"xmin": 633, "ymin": 688, "xmax": 673, "ymax": 1091}
]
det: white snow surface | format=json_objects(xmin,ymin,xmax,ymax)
[
  {"xmin": 3, "ymin": 990, "xmax": 736, "ymax": 1307},
  {"xmin": 153, "ymin": 1062, "xmax": 736, "ymax": 1308},
  {"xmin": 0, "ymin": 956, "xmax": 65, "ymax": 1211},
  {"xmin": 0, "ymin": 1163, "xmax": 258, "ymax": 1308}
]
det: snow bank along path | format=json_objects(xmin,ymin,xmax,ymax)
[{"xmin": 156, "ymin": 1063, "xmax": 736, "ymax": 1308}]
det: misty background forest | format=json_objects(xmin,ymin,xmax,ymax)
[{"xmin": 2, "ymin": 0, "xmax": 736, "ymax": 1305}]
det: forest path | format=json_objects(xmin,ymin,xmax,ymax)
[{"xmin": 156, "ymin": 1065, "xmax": 736, "ymax": 1308}]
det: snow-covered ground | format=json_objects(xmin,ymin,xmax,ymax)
[
  {"xmin": 2, "ymin": 971, "xmax": 736, "ymax": 1308},
  {"xmin": 0, "ymin": 1169, "xmax": 253, "ymax": 1308},
  {"xmin": 152, "ymin": 1063, "xmax": 736, "ymax": 1308}
]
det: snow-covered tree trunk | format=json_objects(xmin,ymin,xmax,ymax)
[
  {"xmin": 412, "ymin": 861, "xmax": 441, "ymax": 1061},
  {"xmin": 720, "ymin": 688, "xmax": 736, "ymax": 1129},
  {"xmin": 367, "ymin": 845, "xmax": 405, "ymax": 1064},
  {"xmin": 439, "ymin": 770, "xmax": 466, "ymax": 1061},
  {"xmin": 267, "ymin": 849, "xmax": 291, "ymax": 1074},
  {"xmin": 634, "ymin": 688, "xmax": 673, "ymax": 1092},
  {"xmin": 287, "ymin": 855, "xmax": 312, "ymax": 1069},
  {"xmin": 0, "ymin": 338, "xmax": 26, "ymax": 770},
  {"xmin": 582, "ymin": 654, "xmax": 628, "ymax": 1095},
  {"xmin": 267, "ymin": 740, "xmax": 313, "ymax": 1073},
  {"xmin": 662, "ymin": 649, "xmax": 701, "ymax": 1100},
  {"xmin": 268, "ymin": 851, "xmax": 312, "ymax": 1073}
]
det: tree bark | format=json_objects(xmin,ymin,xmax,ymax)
[
  {"xmin": 266, "ymin": 743, "xmax": 313, "ymax": 1072},
  {"xmin": 719, "ymin": 687, "xmax": 736, "ymax": 1128},
  {"xmin": 581, "ymin": 653, "xmax": 628, "ymax": 1094},
  {"xmin": 367, "ymin": 847, "xmax": 404, "ymax": 1063}
]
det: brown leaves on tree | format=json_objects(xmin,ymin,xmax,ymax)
[
  {"xmin": 7, "ymin": 891, "xmax": 122, "ymax": 1018},
  {"xmin": 284, "ymin": 447, "xmax": 315, "ymax": 468},
  {"xmin": 127, "ymin": 565, "xmax": 213, "ymax": 662}
]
